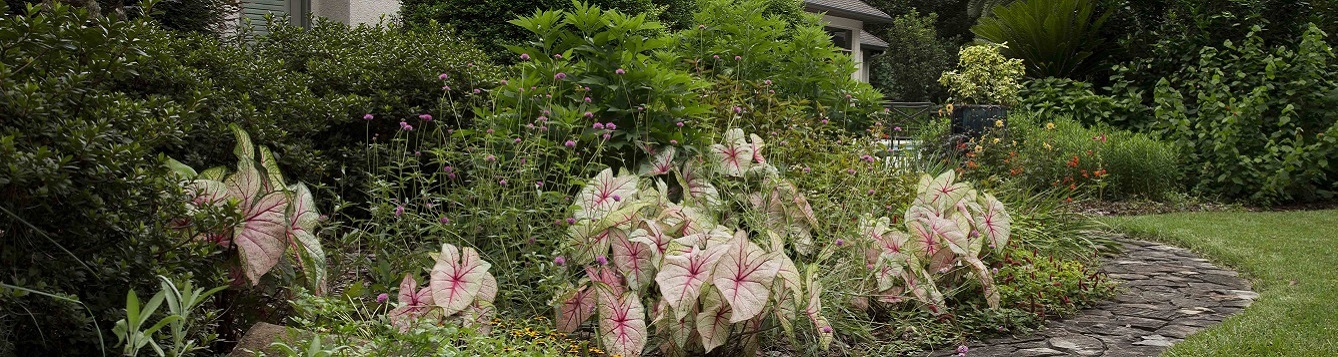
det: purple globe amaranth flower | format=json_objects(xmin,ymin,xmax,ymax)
[
  {"xmin": 535, "ymin": 181, "xmax": 544, "ymax": 188},
  {"xmin": 583, "ymin": 112, "xmax": 594, "ymax": 118},
  {"xmin": 443, "ymin": 166, "xmax": 454, "ymax": 173},
  {"xmin": 764, "ymin": 79, "xmax": 772, "ymax": 85},
  {"xmin": 442, "ymin": 85, "xmax": 451, "ymax": 91},
  {"xmin": 363, "ymin": 113, "xmax": 374, "ymax": 120},
  {"xmin": 733, "ymin": 106, "xmax": 743, "ymax": 114},
  {"xmin": 595, "ymin": 255, "xmax": 608, "ymax": 266},
  {"xmin": 499, "ymin": 179, "xmax": 508, "ymax": 185},
  {"xmin": 602, "ymin": 133, "xmax": 612, "ymax": 140},
  {"xmin": 486, "ymin": 129, "xmax": 494, "ymax": 134},
  {"xmin": 734, "ymin": 55, "xmax": 742, "ymax": 61},
  {"xmin": 956, "ymin": 345, "xmax": 969, "ymax": 356},
  {"xmin": 713, "ymin": 55, "xmax": 720, "ymax": 59},
  {"xmin": 440, "ymin": 216, "xmax": 450, "ymax": 224},
  {"xmin": 419, "ymin": 114, "xmax": 433, "ymax": 121},
  {"xmin": 566, "ymin": 217, "xmax": 576, "ymax": 224},
  {"xmin": 835, "ymin": 239, "xmax": 845, "ymax": 247},
  {"xmin": 669, "ymin": 139, "xmax": 678, "ymax": 145},
  {"xmin": 484, "ymin": 154, "xmax": 496, "ymax": 162},
  {"xmin": 520, "ymin": 53, "xmax": 531, "ymax": 61},
  {"xmin": 605, "ymin": 123, "xmax": 617, "ymax": 130},
  {"xmin": 564, "ymin": 140, "xmax": 576, "ymax": 148},
  {"xmin": 676, "ymin": 121, "xmax": 685, "ymax": 127},
  {"xmin": 611, "ymin": 194, "xmax": 621, "ymax": 202},
  {"xmin": 584, "ymin": 97, "xmax": 592, "ymax": 103},
  {"xmin": 698, "ymin": 24, "xmax": 706, "ymax": 29},
  {"xmin": 500, "ymin": 80, "xmax": 508, "ymax": 85},
  {"xmin": 615, "ymin": 68, "xmax": 625, "ymax": 75},
  {"xmin": 894, "ymin": 126, "xmax": 903, "ymax": 132},
  {"xmin": 438, "ymin": 73, "xmax": 449, "ymax": 80},
  {"xmin": 376, "ymin": 293, "xmax": 389, "ymax": 303},
  {"xmin": 514, "ymin": 137, "xmax": 522, "ymax": 143},
  {"xmin": 473, "ymin": 88, "xmax": 482, "ymax": 94},
  {"xmin": 820, "ymin": 119, "xmax": 829, "ymax": 125},
  {"xmin": 554, "ymin": 256, "xmax": 566, "ymax": 266},
  {"xmin": 867, "ymin": 189, "xmax": 876, "ymax": 195},
  {"xmin": 553, "ymin": 53, "xmax": 563, "ymax": 59},
  {"xmin": 821, "ymin": 326, "xmax": 833, "ymax": 333},
  {"xmin": 539, "ymin": 126, "xmax": 549, "ymax": 132},
  {"xmin": 537, "ymin": 116, "xmax": 548, "ymax": 122},
  {"xmin": 555, "ymin": 72, "xmax": 567, "ymax": 80},
  {"xmin": 394, "ymin": 205, "xmax": 405, "ymax": 217},
  {"xmin": 593, "ymin": 123, "xmax": 605, "ymax": 130}
]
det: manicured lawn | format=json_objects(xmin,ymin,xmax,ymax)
[{"xmin": 1104, "ymin": 210, "xmax": 1338, "ymax": 356}]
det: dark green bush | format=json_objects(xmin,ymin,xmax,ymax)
[
  {"xmin": 869, "ymin": 10, "xmax": 954, "ymax": 102},
  {"xmin": 971, "ymin": 0, "xmax": 1111, "ymax": 79},
  {"xmin": 1017, "ymin": 77, "xmax": 1147, "ymax": 127},
  {"xmin": 1148, "ymin": 25, "xmax": 1338, "ymax": 203}
]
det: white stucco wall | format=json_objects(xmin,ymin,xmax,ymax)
[
  {"xmin": 311, "ymin": 0, "xmax": 398, "ymax": 26},
  {"xmin": 819, "ymin": 14, "xmax": 869, "ymax": 83}
]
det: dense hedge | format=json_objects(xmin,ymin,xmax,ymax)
[{"xmin": 0, "ymin": 7, "xmax": 499, "ymax": 354}]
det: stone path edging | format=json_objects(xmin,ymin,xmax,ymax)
[{"xmin": 931, "ymin": 238, "xmax": 1256, "ymax": 357}]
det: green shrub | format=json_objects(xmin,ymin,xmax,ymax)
[
  {"xmin": 1149, "ymin": 24, "xmax": 1338, "ymax": 203},
  {"xmin": 1018, "ymin": 77, "xmax": 1147, "ymax": 128},
  {"xmin": 939, "ymin": 43, "xmax": 1024, "ymax": 105},
  {"xmin": 679, "ymin": 0, "xmax": 885, "ymax": 129},
  {"xmin": 869, "ymin": 10, "xmax": 954, "ymax": 102},
  {"xmin": 971, "ymin": 0, "xmax": 1111, "ymax": 79}
]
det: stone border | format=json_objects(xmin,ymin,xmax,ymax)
[{"xmin": 932, "ymin": 239, "xmax": 1256, "ymax": 356}]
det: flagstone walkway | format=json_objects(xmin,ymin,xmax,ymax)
[{"xmin": 931, "ymin": 239, "xmax": 1256, "ymax": 357}]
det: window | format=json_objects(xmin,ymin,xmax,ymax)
[{"xmin": 825, "ymin": 27, "xmax": 853, "ymax": 52}]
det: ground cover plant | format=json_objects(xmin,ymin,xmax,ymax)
[{"xmin": 1107, "ymin": 210, "xmax": 1338, "ymax": 355}]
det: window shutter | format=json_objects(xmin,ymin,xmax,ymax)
[{"xmin": 241, "ymin": 0, "xmax": 290, "ymax": 36}]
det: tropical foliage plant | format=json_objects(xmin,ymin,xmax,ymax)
[
  {"xmin": 939, "ymin": 44, "xmax": 1025, "ymax": 105},
  {"xmin": 971, "ymin": 0, "xmax": 1112, "ymax": 79},
  {"xmin": 858, "ymin": 170, "xmax": 1010, "ymax": 313},
  {"xmin": 172, "ymin": 125, "xmax": 328, "ymax": 292},
  {"xmin": 387, "ymin": 243, "xmax": 500, "ymax": 333},
  {"xmin": 553, "ymin": 128, "xmax": 833, "ymax": 356}
]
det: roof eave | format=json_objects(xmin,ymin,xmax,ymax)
[{"xmin": 804, "ymin": 3, "xmax": 894, "ymax": 24}]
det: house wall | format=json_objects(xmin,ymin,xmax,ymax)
[
  {"xmin": 819, "ymin": 14, "xmax": 869, "ymax": 83},
  {"xmin": 309, "ymin": 0, "xmax": 400, "ymax": 25}
]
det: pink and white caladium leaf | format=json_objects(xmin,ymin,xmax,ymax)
[
  {"xmin": 695, "ymin": 287, "xmax": 733, "ymax": 353},
  {"xmin": 927, "ymin": 213, "xmax": 970, "ymax": 257},
  {"xmin": 639, "ymin": 147, "xmax": 677, "ymax": 176},
  {"xmin": 389, "ymin": 274, "xmax": 436, "ymax": 332},
  {"xmin": 666, "ymin": 305, "xmax": 694, "ymax": 349},
  {"xmin": 914, "ymin": 171, "xmax": 970, "ymax": 213},
  {"xmin": 656, "ymin": 245, "xmax": 727, "ymax": 320},
  {"xmin": 677, "ymin": 161, "xmax": 720, "ymax": 207},
  {"xmin": 711, "ymin": 128, "xmax": 754, "ymax": 177},
  {"xmin": 229, "ymin": 124, "xmax": 255, "ymax": 167},
  {"xmin": 974, "ymin": 193, "xmax": 1011, "ymax": 253},
  {"xmin": 674, "ymin": 226, "xmax": 732, "ymax": 250},
  {"xmin": 556, "ymin": 286, "xmax": 596, "ymax": 333},
  {"xmin": 663, "ymin": 205, "xmax": 713, "ymax": 237},
  {"xmin": 568, "ymin": 224, "xmax": 626, "ymax": 265},
  {"xmin": 962, "ymin": 257, "xmax": 1000, "ymax": 309},
  {"xmin": 198, "ymin": 166, "xmax": 228, "ymax": 182},
  {"xmin": 598, "ymin": 292, "xmax": 647, "ymax": 357},
  {"xmin": 227, "ymin": 165, "xmax": 290, "ymax": 286},
  {"xmin": 285, "ymin": 183, "xmax": 327, "ymax": 295},
  {"xmin": 611, "ymin": 231, "xmax": 655, "ymax": 291},
  {"xmin": 430, "ymin": 244, "xmax": 492, "ymax": 316},
  {"xmin": 903, "ymin": 263, "xmax": 947, "ymax": 314},
  {"xmin": 712, "ymin": 231, "xmax": 782, "ymax": 323},
  {"xmin": 876, "ymin": 252, "xmax": 909, "ymax": 291},
  {"xmin": 803, "ymin": 267, "xmax": 833, "ymax": 349},
  {"xmin": 258, "ymin": 146, "xmax": 285, "ymax": 192},
  {"xmin": 585, "ymin": 265, "xmax": 626, "ymax": 302},
  {"xmin": 576, "ymin": 168, "xmax": 639, "ymax": 221},
  {"xmin": 628, "ymin": 220, "xmax": 672, "ymax": 261}
]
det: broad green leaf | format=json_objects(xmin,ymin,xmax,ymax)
[
  {"xmin": 286, "ymin": 183, "xmax": 326, "ymax": 295},
  {"xmin": 711, "ymin": 231, "xmax": 782, "ymax": 323},
  {"xmin": 695, "ymin": 287, "xmax": 732, "ymax": 353},
  {"xmin": 165, "ymin": 158, "xmax": 197, "ymax": 178},
  {"xmin": 656, "ymin": 245, "xmax": 726, "ymax": 320},
  {"xmin": 258, "ymin": 146, "xmax": 285, "ymax": 192},
  {"xmin": 598, "ymin": 292, "xmax": 647, "ymax": 357},
  {"xmin": 430, "ymin": 244, "xmax": 491, "ymax": 316},
  {"xmin": 229, "ymin": 124, "xmax": 255, "ymax": 166}
]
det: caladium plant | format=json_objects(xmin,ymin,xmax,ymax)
[
  {"xmin": 858, "ymin": 170, "xmax": 1011, "ymax": 313},
  {"xmin": 172, "ymin": 125, "xmax": 327, "ymax": 294},
  {"xmin": 389, "ymin": 243, "xmax": 498, "ymax": 333},
  {"xmin": 556, "ymin": 128, "xmax": 832, "ymax": 356}
]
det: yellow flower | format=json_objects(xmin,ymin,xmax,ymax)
[
  {"xmin": 1044, "ymin": 142, "xmax": 1053, "ymax": 150},
  {"xmin": 992, "ymin": 138, "xmax": 1001, "ymax": 144},
  {"xmin": 995, "ymin": 119, "xmax": 1004, "ymax": 127},
  {"xmin": 1046, "ymin": 122, "xmax": 1055, "ymax": 130},
  {"xmin": 974, "ymin": 145, "xmax": 983, "ymax": 153},
  {"xmin": 945, "ymin": 103, "xmax": 955, "ymax": 113}
]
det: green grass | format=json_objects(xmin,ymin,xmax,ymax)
[{"xmin": 1103, "ymin": 210, "xmax": 1338, "ymax": 356}]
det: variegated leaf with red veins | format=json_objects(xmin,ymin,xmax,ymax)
[
  {"xmin": 695, "ymin": 287, "xmax": 732, "ymax": 353},
  {"xmin": 568, "ymin": 224, "xmax": 626, "ymax": 266},
  {"xmin": 258, "ymin": 146, "xmax": 285, "ymax": 192},
  {"xmin": 598, "ymin": 292, "xmax": 647, "ymax": 357},
  {"xmin": 666, "ymin": 305, "xmax": 694, "ymax": 349},
  {"xmin": 229, "ymin": 124, "xmax": 255, "ymax": 166},
  {"xmin": 903, "ymin": 263, "xmax": 946, "ymax": 314},
  {"xmin": 677, "ymin": 162, "xmax": 720, "ymax": 207},
  {"xmin": 974, "ymin": 193, "xmax": 1011, "ymax": 253},
  {"xmin": 639, "ymin": 147, "xmax": 676, "ymax": 176},
  {"xmin": 390, "ymin": 274, "xmax": 435, "ymax": 332},
  {"xmin": 712, "ymin": 231, "xmax": 782, "ymax": 323},
  {"xmin": 231, "ymin": 169, "xmax": 289, "ymax": 286},
  {"xmin": 556, "ymin": 286, "xmax": 596, "ymax": 333},
  {"xmin": 286, "ymin": 183, "xmax": 327, "ymax": 295},
  {"xmin": 585, "ymin": 265, "xmax": 626, "ymax": 302},
  {"xmin": 927, "ymin": 212, "xmax": 969, "ymax": 256},
  {"xmin": 774, "ymin": 251, "xmax": 803, "ymax": 306},
  {"xmin": 628, "ymin": 220, "xmax": 672, "ymax": 262},
  {"xmin": 905, "ymin": 216, "xmax": 941, "ymax": 260},
  {"xmin": 711, "ymin": 128, "xmax": 753, "ymax": 177},
  {"xmin": 962, "ymin": 257, "xmax": 1000, "ymax": 308},
  {"xmin": 748, "ymin": 133, "xmax": 767, "ymax": 165},
  {"xmin": 803, "ymin": 267, "xmax": 833, "ymax": 349},
  {"xmin": 861, "ymin": 216, "xmax": 910, "ymax": 264},
  {"xmin": 875, "ymin": 252, "xmax": 908, "ymax": 291},
  {"xmin": 185, "ymin": 179, "xmax": 233, "ymax": 247},
  {"xmin": 656, "ymin": 245, "xmax": 727, "ymax": 320},
  {"xmin": 611, "ymin": 231, "xmax": 655, "ymax": 291},
  {"xmin": 674, "ymin": 226, "xmax": 733, "ymax": 250},
  {"xmin": 430, "ymin": 244, "xmax": 491, "ymax": 316},
  {"xmin": 914, "ymin": 171, "xmax": 969, "ymax": 213},
  {"xmin": 662, "ymin": 204, "xmax": 713, "ymax": 237},
  {"xmin": 575, "ymin": 168, "xmax": 638, "ymax": 221}
]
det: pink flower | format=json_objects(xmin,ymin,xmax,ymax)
[
  {"xmin": 399, "ymin": 122, "xmax": 413, "ymax": 131},
  {"xmin": 713, "ymin": 55, "xmax": 720, "ymax": 59},
  {"xmin": 376, "ymin": 293, "xmax": 389, "ymax": 303},
  {"xmin": 535, "ymin": 181, "xmax": 544, "ymax": 187},
  {"xmin": 442, "ymin": 85, "xmax": 451, "ymax": 91},
  {"xmin": 764, "ymin": 79, "xmax": 772, "ymax": 85},
  {"xmin": 554, "ymin": 54, "xmax": 563, "ymax": 59},
  {"xmin": 611, "ymin": 194, "xmax": 622, "ymax": 202},
  {"xmin": 605, "ymin": 123, "xmax": 616, "ymax": 130},
  {"xmin": 670, "ymin": 139, "xmax": 678, "ymax": 145},
  {"xmin": 847, "ymin": 168, "xmax": 856, "ymax": 175},
  {"xmin": 821, "ymin": 326, "xmax": 832, "ymax": 333},
  {"xmin": 438, "ymin": 73, "xmax": 449, "ymax": 80},
  {"xmin": 499, "ymin": 179, "xmax": 508, "ymax": 185},
  {"xmin": 867, "ymin": 189, "xmax": 875, "ymax": 195},
  {"xmin": 734, "ymin": 55, "xmax": 742, "ymax": 61},
  {"xmin": 835, "ymin": 239, "xmax": 845, "ymax": 247},
  {"xmin": 484, "ymin": 155, "xmax": 496, "ymax": 162},
  {"xmin": 555, "ymin": 72, "xmax": 567, "ymax": 80},
  {"xmin": 473, "ymin": 88, "xmax": 482, "ymax": 94},
  {"xmin": 486, "ymin": 129, "xmax": 494, "ymax": 134},
  {"xmin": 698, "ymin": 24, "xmax": 706, "ymax": 29},
  {"xmin": 584, "ymin": 97, "xmax": 592, "ymax": 103},
  {"xmin": 566, "ymin": 217, "xmax": 576, "ymax": 224},
  {"xmin": 537, "ymin": 116, "xmax": 548, "ymax": 122},
  {"xmin": 440, "ymin": 216, "xmax": 450, "ymax": 224},
  {"xmin": 894, "ymin": 126, "xmax": 902, "ymax": 132},
  {"xmin": 584, "ymin": 112, "xmax": 594, "ymax": 118},
  {"xmin": 419, "ymin": 114, "xmax": 433, "ymax": 121},
  {"xmin": 615, "ymin": 68, "xmax": 625, "ymax": 75},
  {"xmin": 820, "ymin": 119, "xmax": 829, "ymax": 125},
  {"xmin": 554, "ymin": 256, "xmax": 566, "ymax": 266},
  {"xmin": 733, "ymin": 106, "xmax": 743, "ymax": 114},
  {"xmin": 593, "ymin": 123, "xmax": 605, "ymax": 129},
  {"xmin": 363, "ymin": 114, "xmax": 374, "ymax": 120},
  {"xmin": 565, "ymin": 140, "xmax": 576, "ymax": 148},
  {"xmin": 602, "ymin": 133, "xmax": 612, "ymax": 140},
  {"xmin": 956, "ymin": 345, "xmax": 969, "ymax": 356},
  {"xmin": 514, "ymin": 138, "xmax": 522, "ymax": 143},
  {"xmin": 676, "ymin": 121, "xmax": 685, "ymax": 127},
  {"xmin": 500, "ymin": 80, "xmax": 508, "ymax": 85},
  {"xmin": 394, "ymin": 205, "xmax": 404, "ymax": 217},
  {"xmin": 595, "ymin": 255, "xmax": 608, "ymax": 265},
  {"xmin": 443, "ymin": 166, "xmax": 454, "ymax": 173},
  {"xmin": 520, "ymin": 53, "xmax": 531, "ymax": 61}
]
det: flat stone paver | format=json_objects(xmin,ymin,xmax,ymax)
[{"xmin": 931, "ymin": 238, "xmax": 1254, "ymax": 356}]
